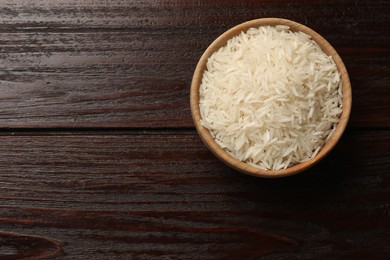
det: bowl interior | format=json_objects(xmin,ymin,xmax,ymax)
[{"xmin": 190, "ymin": 18, "xmax": 352, "ymax": 178}]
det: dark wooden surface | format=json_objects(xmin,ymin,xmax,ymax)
[{"xmin": 0, "ymin": 0, "xmax": 389, "ymax": 259}]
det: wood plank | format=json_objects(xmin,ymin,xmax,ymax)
[
  {"xmin": 0, "ymin": 0, "xmax": 388, "ymax": 128},
  {"xmin": 0, "ymin": 129, "xmax": 388, "ymax": 258},
  {"xmin": 0, "ymin": 1, "xmax": 388, "ymax": 36}
]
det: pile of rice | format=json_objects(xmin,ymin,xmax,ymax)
[{"xmin": 199, "ymin": 25, "xmax": 342, "ymax": 171}]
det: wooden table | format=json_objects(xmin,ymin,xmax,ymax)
[{"xmin": 0, "ymin": 1, "xmax": 389, "ymax": 259}]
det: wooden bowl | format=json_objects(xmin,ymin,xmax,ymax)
[{"xmin": 190, "ymin": 18, "xmax": 352, "ymax": 178}]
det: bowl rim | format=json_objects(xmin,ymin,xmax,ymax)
[{"xmin": 190, "ymin": 18, "xmax": 352, "ymax": 178}]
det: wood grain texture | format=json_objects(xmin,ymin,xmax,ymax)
[
  {"xmin": 0, "ymin": 1, "xmax": 389, "ymax": 259},
  {"xmin": 0, "ymin": 129, "xmax": 389, "ymax": 259},
  {"xmin": 0, "ymin": 231, "xmax": 61, "ymax": 259},
  {"xmin": 0, "ymin": 0, "xmax": 388, "ymax": 128}
]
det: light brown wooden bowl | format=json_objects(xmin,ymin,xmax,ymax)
[{"xmin": 190, "ymin": 18, "xmax": 352, "ymax": 178}]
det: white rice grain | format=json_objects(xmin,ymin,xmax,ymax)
[{"xmin": 199, "ymin": 25, "xmax": 342, "ymax": 171}]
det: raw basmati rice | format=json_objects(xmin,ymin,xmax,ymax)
[{"xmin": 199, "ymin": 25, "xmax": 342, "ymax": 171}]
